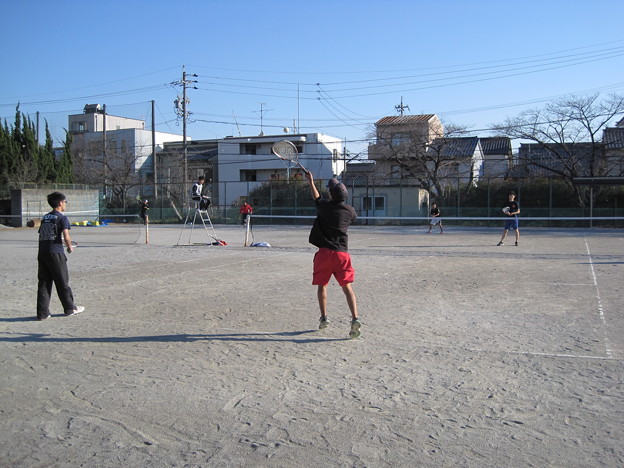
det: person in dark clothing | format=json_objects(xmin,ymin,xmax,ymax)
[
  {"xmin": 191, "ymin": 176, "xmax": 211, "ymax": 210},
  {"xmin": 497, "ymin": 191, "xmax": 521, "ymax": 246},
  {"xmin": 139, "ymin": 199, "xmax": 149, "ymax": 225},
  {"xmin": 306, "ymin": 173, "xmax": 361, "ymax": 338},
  {"xmin": 36, "ymin": 192, "xmax": 84, "ymax": 320},
  {"xmin": 427, "ymin": 202, "xmax": 443, "ymax": 234}
]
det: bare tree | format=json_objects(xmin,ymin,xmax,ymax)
[
  {"xmin": 72, "ymin": 136, "xmax": 144, "ymax": 209},
  {"xmin": 493, "ymin": 93, "xmax": 624, "ymax": 207},
  {"xmin": 372, "ymin": 121, "xmax": 471, "ymax": 195}
]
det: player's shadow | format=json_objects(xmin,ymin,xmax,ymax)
[{"xmin": 0, "ymin": 330, "xmax": 351, "ymax": 344}]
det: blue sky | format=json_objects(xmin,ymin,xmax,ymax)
[{"xmin": 1, "ymin": 0, "xmax": 623, "ymax": 155}]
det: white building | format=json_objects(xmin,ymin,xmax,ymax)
[
  {"xmin": 215, "ymin": 133, "xmax": 344, "ymax": 205},
  {"xmin": 69, "ymin": 104, "xmax": 183, "ymax": 199}
]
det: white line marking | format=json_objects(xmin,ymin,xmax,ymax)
[{"xmin": 584, "ymin": 237, "xmax": 613, "ymax": 358}]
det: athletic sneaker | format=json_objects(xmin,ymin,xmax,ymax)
[
  {"xmin": 65, "ymin": 306, "xmax": 85, "ymax": 316},
  {"xmin": 319, "ymin": 316, "xmax": 329, "ymax": 329},
  {"xmin": 349, "ymin": 318, "xmax": 362, "ymax": 339},
  {"xmin": 515, "ymin": 241, "xmax": 518, "ymax": 246},
  {"xmin": 497, "ymin": 241, "xmax": 504, "ymax": 246}
]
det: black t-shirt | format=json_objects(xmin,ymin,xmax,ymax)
[
  {"xmin": 430, "ymin": 207, "xmax": 440, "ymax": 217},
  {"xmin": 309, "ymin": 198, "xmax": 357, "ymax": 252},
  {"xmin": 504, "ymin": 200, "xmax": 520, "ymax": 217},
  {"xmin": 38, "ymin": 210, "xmax": 70, "ymax": 254}
]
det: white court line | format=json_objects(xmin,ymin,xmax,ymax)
[
  {"xmin": 584, "ymin": 237, "xmax": 613, "ymax": 359},
  {"xmin": 465, "ymin": 347, "xmax": 617, "ymax": 361},
  {"xmin": 492, "ymin": 281, "xmax": 593, "ymax": 286}
]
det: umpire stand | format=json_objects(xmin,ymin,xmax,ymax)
[{"xmin": 176, "ymin": 200, "xmax": 221, "ymax": 246}]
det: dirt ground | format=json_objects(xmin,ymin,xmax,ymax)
[{"xmin": 1, "ymin": 222, "xmax": 623, "ymax": 467}]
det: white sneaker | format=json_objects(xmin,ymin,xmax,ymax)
[
  {"xmin": 349, "ymin": 319, "xmax": 362, "ymax": 339},
  {"xmin": 66, "ymin": 306, "xmax": 85, "ymax": 316}
]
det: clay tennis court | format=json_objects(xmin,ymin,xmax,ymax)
[{"xmin": 1, "ymin": 223, "xmax": 622, "ymax": 467}]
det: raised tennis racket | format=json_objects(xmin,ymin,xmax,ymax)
[
  {"xmin": 271, "ymin": 140, "xmax": 308, "ymax": 173},
  {"xmin": 502, "ymin": 206, "xmax": 510, "ymax": 214}
]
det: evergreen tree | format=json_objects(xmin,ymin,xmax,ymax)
[
  {"xmin": 0, "ymin": 120, "xmax": 9, "ymax": 184},
  {"xmin": 39, "ymin": 122, "xmax": 57, "ymax": 182},
  {"xmin": 18, "ymin": 112, "xmax": 40, "ymax": 182},
  {"xmin": 56, "ymin": 130, "xmax": 74, "ymax": 183}
]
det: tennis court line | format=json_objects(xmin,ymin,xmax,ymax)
[
  {"xmin": 584, "ymin": 237, "xmax": 613, "ymax": 359},
  {"xmin": 463, "ymin": 347, "xmax": 617, "ymax": 361}
]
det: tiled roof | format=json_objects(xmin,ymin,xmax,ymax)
[
  {"xmin": 376, "ymin": 115, "xmax": 436, "ymax": 125},
  {"xmin": 603, "ymin": 127, "xmax": 624, "ymax": 149},
  {"xmin": 518, "ymin": 142, "xmax": 596, "ymax": 159},
  {"xmin": 479, "ymin": 137, "xmax": 512, "ymax": 155},
  {"xmin": 428, "ymin": 137, "xmax": 479, "ymax": 157}
]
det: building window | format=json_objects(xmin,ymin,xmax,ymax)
[
  {"xmin": 72, "ymin": 121, "xmax": 87, "ymax": 133},
  {"xmin": 362, "ymin": 196, "xmax": 385, "ymax": 212},
  {"xmin": 242, "ymin": 144, "xmax": 257, "ymax": 155},
  {"xmin": 240, "ymin": 170, "xmax": 257, "ymax": 182},
  {"xmin": 391, "ymin": 133, "xmax": 407, "ymax": 146},
  {"xmin": 391, "ymin": 165, "xmax": 402, "ymax": 178},
  {"xmin": 121, "ymin": 140, "xmax": 128, "ymax": 154}
]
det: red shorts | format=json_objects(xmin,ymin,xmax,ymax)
[{"xmin": 312, "ymin": 248, "xmax": 355, "ymax": 286}]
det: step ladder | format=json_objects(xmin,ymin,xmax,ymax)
[{"xmin": 177, "ymin": 206, "xmax": 222, "ymax": 245}]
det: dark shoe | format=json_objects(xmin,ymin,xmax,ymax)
[
  {"xmin": 497, "ymin": 241, "xmax": 504, "ymax": 246},
  {"xmin": 515, "ymin": 241, "xmax": 518, "ymax": 246}
]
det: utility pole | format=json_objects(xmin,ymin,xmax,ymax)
[
  {"xmin": 151, "ymin": 100, "xmax": 157, "ymax": 198},
  {"xmin": 395, "ymin": 96, "xmax": 410, "ymax": 116},
  {"xmin": 103, "ymin": 104, "xmax": 108, "ymax": 200},
  {"xmin": 173, "ymin": 66, "xmax": 197, "ymax": 208}
]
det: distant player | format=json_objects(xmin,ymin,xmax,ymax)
[
  {"xmin": 427, "ymin": 202, "xmax": 443, "ymax": 234},
  {"xmin": 305, "ymin": 173, "xmax": 361, "ymax": 339},
  {"xmin": 239, "ymin": 201, "xmax": 253, "ymax": 225},
  {"xmin": 497, "ymin": 191, "xmax": 520, "ymax": 246},
  {"xmin": 139, "ymin": 199, "xmax": 149, "ymax": 225}
]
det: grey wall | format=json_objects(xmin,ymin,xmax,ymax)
[{"xmin": 11, "ymin": 189, "xmax": 100, "ymax": 227}]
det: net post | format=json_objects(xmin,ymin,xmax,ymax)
[{"xmin": 244, "ymin": 215, "xmax": 251, "ymax": 246}]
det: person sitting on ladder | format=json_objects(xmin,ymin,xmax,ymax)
[{"xmin": 191, "ymin": 176, "xmax": 211, "ymax": 210}]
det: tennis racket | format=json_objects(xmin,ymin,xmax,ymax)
[
  {"xmin": 67, "ymin": 240, "xmax": 78, "ymax": 254},
  {"xmin": 271, "ymin": 140, "xmax": 308, "ymax": 173},
  {"xmin": 502, "ymin": 206, "xmax": 510, "ymax": 214}
]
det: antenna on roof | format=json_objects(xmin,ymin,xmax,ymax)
[
  {"xmin": 395, "ymin": 97, "xmax": 410, "ymax": 116},
  {"xmin": 232, "ymin": 111, "xmax": 242, "ymax": 136}
]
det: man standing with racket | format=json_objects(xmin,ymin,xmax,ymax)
[
  {"xmin": 427, "ymin": 202, "xmax": 443, "ymax": 234},
  {"xmin": 305, "ymin": 172, "xmax": 361, "ymax": 339},
  {"xmin": 497, "ymin": 191, "xmax": 520, "ymax": 246},
  {"xmin": 36, "ymin": 192, "xmax": 85, "ymax": 320}
]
